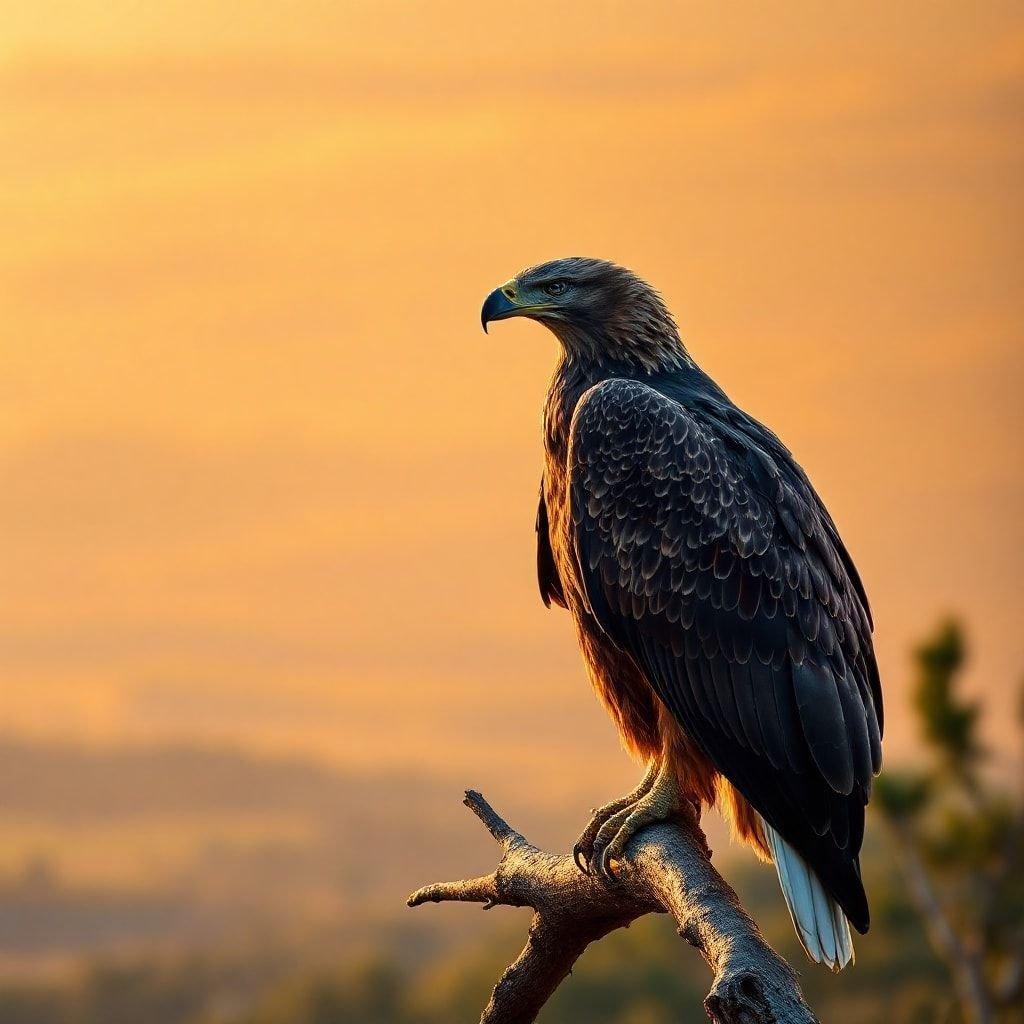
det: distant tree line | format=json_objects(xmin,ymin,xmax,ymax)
[{"xmin": 876, "ymin": 621, "xmax": 1023, "ymax": 1024}]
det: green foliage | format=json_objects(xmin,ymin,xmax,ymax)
[
  {"xmin": 926, "ymin": 798, "xmax": 1016, "ymax": 870},
  {"xmin": 874, "ymin": 771, "xmax": 931, "ymax": 821},
  {"xmin": 879, "ymin": 618, "xmax": 1024, "ymax": 1024},
  {"xmin": 912, "ymin": 620, "xmax": 980, "ymax": 778},
  {"xmin": 239, "ymin": 958, "xmax": 406, "ymax": 1024}
]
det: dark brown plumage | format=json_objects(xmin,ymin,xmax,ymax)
[{"xmin": 482, "ymin": 257, "xmax": 883, "ymax": 969}]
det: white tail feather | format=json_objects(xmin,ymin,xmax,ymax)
[{"xmin": 761, "ymin": 817, "xmax": 854, "ymax": 972}]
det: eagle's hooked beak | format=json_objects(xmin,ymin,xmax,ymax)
[{"xmin": 480, "ymin": 285, "xmax": 520, "ymax": 333}]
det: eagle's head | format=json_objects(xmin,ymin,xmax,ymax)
[{"xmin": 481, "ymin": 257, "xmax": 688, "ymax": 372}]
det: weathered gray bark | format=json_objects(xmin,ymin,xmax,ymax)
[{"xmin": 408, "ymin": 790, "xmax": 819, "ymax": 1024}]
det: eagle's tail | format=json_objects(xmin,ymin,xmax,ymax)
[{"xmin": 761, "ymin": 818, "xmax": 855, "ymax": 972}]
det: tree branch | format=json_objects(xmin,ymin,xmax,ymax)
[
  {"xmin": 884, "ymin": 818, "xmax": 995, "ymax": 1024},
  {"xmin": 408, "ymin": 790, "xmax": 818, "ymax": 1024}
]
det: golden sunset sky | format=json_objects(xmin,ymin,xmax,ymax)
[{"xmin": 3, "ymin": 1, "xmax": 1023, "ymax": 813}]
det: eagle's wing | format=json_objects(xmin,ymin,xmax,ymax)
[{"xmin": 568, "ymin": 378, "xmax": 881, "ymax": 931}]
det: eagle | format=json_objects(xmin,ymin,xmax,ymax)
[{"xmin": 481, "ymin": 258, "xmax": 883, "ymax": 971}]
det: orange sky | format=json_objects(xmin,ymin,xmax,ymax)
[{"xmin": 2, "ymin": 1, "xmax": 1023, "ymax": 807}]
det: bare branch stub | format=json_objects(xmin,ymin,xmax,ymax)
[
  {"xmin": 463, "ymin": 790, "xmax": 520, "ymax": 847},
  {"xmin": 408, "ymin": 792, "xmax": 819, "ymax": 1024}
]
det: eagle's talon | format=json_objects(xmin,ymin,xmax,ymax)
[
  {"xmin": 597, "ymin": 846, "xmax": 622, "ymax": 883},
  {"xmin": 587, "ymin": 761, "xmax": 683, "ymax": 880},
  {"xmin": 572, "ymin": 759, "xmax": 661, "ymax": 876},
  {"xmin": 572, "ymin": 845, "xmax": 590, "ymax": 874}
]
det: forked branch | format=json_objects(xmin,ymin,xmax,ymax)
[{"xmin": 408, "ymin": 791, "xmax": 818, "ymax": 1024}]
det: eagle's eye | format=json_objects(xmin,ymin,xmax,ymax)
[{"xmin": 544, "ymin": 280, "xmax": 569, "ymax": 297}]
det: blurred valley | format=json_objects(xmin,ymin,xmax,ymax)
[
  {"xmin": 0, "ymin": 736, "xmax": 955, "ymax": 1024},
  {"xmin": 0, "ymin": 737, "xmax": 570, "ymax": 970}
]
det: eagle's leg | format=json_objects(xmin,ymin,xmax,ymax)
[
  {"xmin": 589, "ymin": 757, "xmax": 687, "ymax": 881},
  {"xmin": 572, "ymin": 758, "xmax": 660, "ymax": 874}
]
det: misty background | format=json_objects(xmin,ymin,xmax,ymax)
[{"xmin": 1, "ymin": 1, "xmax": 1022, "ymax": 1021}]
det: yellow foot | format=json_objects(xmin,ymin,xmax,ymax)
[
  {"xmin": 572, "ymin": 760, "xmax": 659, "ymax": 874},
  {"xmin": 588, "ymin": 761, "xmax": 684, "ymax": 881}
]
